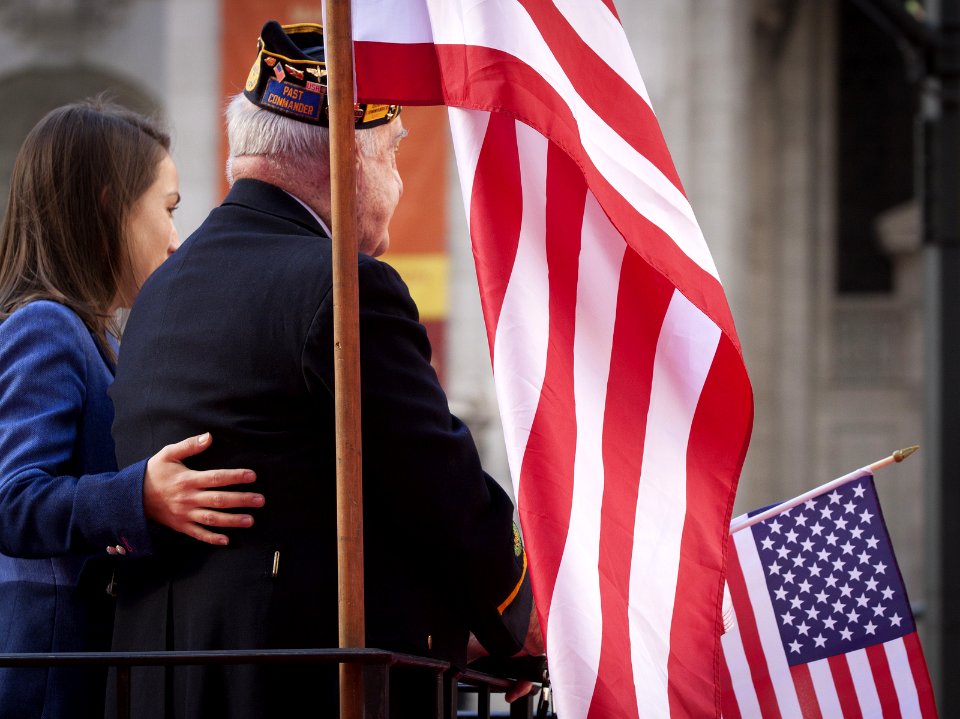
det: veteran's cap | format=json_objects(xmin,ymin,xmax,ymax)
[{"xmin": 243, "ymin": 20, "xmax": 400, "ymax": 129}]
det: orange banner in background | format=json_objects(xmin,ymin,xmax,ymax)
[{"xmin": 219, "ymin": 0, "xmax": 450, "ymax": 377}]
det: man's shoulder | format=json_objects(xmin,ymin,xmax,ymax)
[
  {"xmin": 127, "ymin": 200, "xmax": 336, "ymax": 331},
  {"xmin": 217, "ymin": 179, "xmax": 330, "ymax": 238},
  {"xmin": 355, "ymin": 255, "xmax": 422, "ymax": 324},
  {"xmin": 145, "ymin": 200, "xmax": 333, "ymax": 289},
  {"xmin": 358, "ymin": 254, "xmax": 406, "ymax": 287}
]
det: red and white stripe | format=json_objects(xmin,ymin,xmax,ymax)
[
  {"xmin": 721, "ymin": 523, "xmax": 938, "ymax": 719},
  {"xmin": 353, "ymin": 2, "xmax": 754, "ymax": 716}
]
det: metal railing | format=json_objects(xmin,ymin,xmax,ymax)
[{"xmin": 0, "ymin": 648, "xmax": 547, "ymax": 718}]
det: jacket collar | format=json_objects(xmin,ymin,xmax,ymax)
[{"xmin": 221, "ymin": 178, "xmax": 330, "ymax": 238}]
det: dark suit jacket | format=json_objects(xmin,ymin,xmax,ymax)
[
  {"xmin": 0, "ymin": 301, "xmax": 151, "ymax": 719},
  {"xmin": 108, "ymin": 179, "xmax": 531, "ymax": 718}
]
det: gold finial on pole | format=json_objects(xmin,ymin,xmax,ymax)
[
  {"xmin": 893, "ymin": 445, "xmax": 920, "ymax": 462},
  {"xmin": 869, "ymin": 445, "xmax": 920, "ymax": 471}
]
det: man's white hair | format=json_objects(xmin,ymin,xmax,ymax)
[{"xmin": 226, "ymin": 93, "xmax": 386, "ymax": 173}]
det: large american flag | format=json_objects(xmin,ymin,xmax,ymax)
[
  {"xmin": 721, "ymin": 472, "xmax": 938, "ymax": 718},
  {"xmin": 351, "ymin": 2, "xmax": 754, "ymax": 716}
]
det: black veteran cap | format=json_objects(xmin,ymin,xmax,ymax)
[{"xmin": 243, "ymin": 20, "xmax": 400, "ymax": 129}]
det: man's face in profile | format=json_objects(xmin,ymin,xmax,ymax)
[{"xmin": 356, "ymin": 118, "xmax": 408, "ymax": 257}]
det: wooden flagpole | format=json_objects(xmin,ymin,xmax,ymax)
[
  {"xmin": 324, "ymin": 1, "xmax": 366, "ymax": 718},
  {"xmin": 729, "ymin": 445, "xmax": 919, "ymax": 535}
]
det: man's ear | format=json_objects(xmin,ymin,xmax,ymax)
[{"xmin": 353, "ymin": 149, "xmax": 366, "ymax": 191}]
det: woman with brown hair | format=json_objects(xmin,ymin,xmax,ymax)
[{"xmin": 0, "ymin": 100, "xmax": 264, "ymax": 718}]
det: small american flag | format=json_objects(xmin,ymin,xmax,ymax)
[
  {"xmin": 350, "ymin": 2, "xmax": 754, "ymax": 715},
  {"xmin": 721, "ymin": 472, "xmax": 938, "ymax": 718}
]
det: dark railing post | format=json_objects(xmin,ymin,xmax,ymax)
[
  {"xmin": 476, "ymin": 685, "xmax": 491, "ymax": 719},
  {"xmin": 116, "ymin": 664, "xmax": 131, "ymax": 719},
  {"xmin": 362, "ymin": 663, "xmax": 389, "ymax": 719},
  {"xmin": 443, "ymin": 669, "xmax": 459, "ymax": 719},
  {"xmin": 509, "ymin": 694, "xmax": 533, "ymax": 719}
]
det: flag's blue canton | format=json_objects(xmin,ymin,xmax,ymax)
[{"xmin": 750, "ymin": 474, "xmax": 914, "ymax": 666}]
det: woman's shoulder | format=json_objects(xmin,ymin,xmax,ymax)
[
  {"xmin": 0, "ymin": 300, "xmax": 91, "ymax": 348},
  {"xmin": 3, "ymin": 299, "xmax": 85, "ymax": 326}
]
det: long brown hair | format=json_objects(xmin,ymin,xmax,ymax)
[{"xmin": 0, "ymin": 98, "xmax": 170, "ymax": 354}]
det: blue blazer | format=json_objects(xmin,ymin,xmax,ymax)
[{"xmin": 0, "ymin": 301, "xmax": 152, "ymax": 719}]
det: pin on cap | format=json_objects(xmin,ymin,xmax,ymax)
[{"xmin": 243, "ymin": 20, "xmax": 401, "ymax": 129}]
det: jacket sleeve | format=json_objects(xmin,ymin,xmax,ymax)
[
  {"xmin": 0, "ymin": 303, "xmax": 152, "ymax": 558},
  {"xmin": 301, "ymin": 258, "xmax": 532, "ymax": 656}
]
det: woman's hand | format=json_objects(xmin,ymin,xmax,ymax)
[{"xmin": 143, "ymin": 432, "xmax": 263, "ymax": 545}]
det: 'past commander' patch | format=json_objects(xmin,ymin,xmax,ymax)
[{"xmin": 261, "ymin": 78, "xmax": 323, "ymax": 122}]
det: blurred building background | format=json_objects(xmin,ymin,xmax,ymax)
[{"xmin": 0, "ymin": 0, "xmax": 942, "ymax": 700}]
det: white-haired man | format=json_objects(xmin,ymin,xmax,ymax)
[{"xmin": 109, "ymin": 20, "xmax": 539, "ymax": 719}]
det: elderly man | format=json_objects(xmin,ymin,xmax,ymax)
[{"xmin": 108, "ymin": 20, "xmax": 538, "ymax": 719}]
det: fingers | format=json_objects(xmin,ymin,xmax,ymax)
[
  {"xmin": 196, "ymin": 490, "xmax": 264, "ymax": 510},
  {"xmin": 188, "ymin": 508, "xmax": 256, "ymax": 529},
  {"xmin": 195, "ymin": 468, "xmax": 258, "ymax": 488},
  {"xmin": 159, "ymin": 431, "xmax": 213, "ymax": 462},
  {"xmin": 158, "ymin": 434, "xmax": 262, "ymax": 485},
  {"xmin": 144, "ymin": 433, "xmax": 263, "ymax": 547},
  {"xmin": 173, "ymin": 508, "xmax": 259, "ymax": 547},
  {"xmin": 183, "ymin": 525, "xmax": 232, "ymax": 547},
  {"xmin": 466, "ymin": 634, "xmax": 489, "ymax": 663},
  {"xmin": 466, "ymin": 647, "xmax": 485, "ymax": 663},
  {"xmin": 505, "ymin": 681, "xmax": 534, "ymax": 704}
]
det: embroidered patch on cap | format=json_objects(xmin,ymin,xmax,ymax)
[
  {"xmin": 242, "ymin": 20, "xmax": 400, "ymax": 129},
  {"xmin": 262, "ymin": 78, "xmax": 323, "ymax": 122}
]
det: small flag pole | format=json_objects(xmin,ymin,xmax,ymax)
[{"xmin": 729, "ymin": 445, "xmax": 919, "ymax": 535}]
